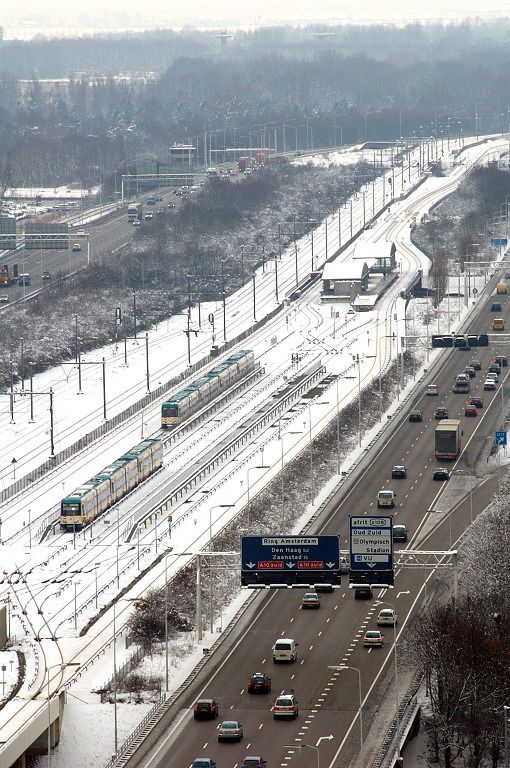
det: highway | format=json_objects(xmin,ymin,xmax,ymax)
[{"xmin": 137, "ymin": 255, "xmax": 510, "ymax": 766}]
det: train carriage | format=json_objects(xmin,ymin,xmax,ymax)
[
  {"xmin": 160, "ymin": 349, "xmax": 255, "ymax": 428},
  {"xmin": 60, "ymin": 438, "xmax": 163, "ymax": 530}
]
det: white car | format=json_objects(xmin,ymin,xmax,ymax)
[
  {"xmin": 272, "ymin": 638, "xmax": 298, "ymax": 663},
  {"xmin": 426, "ymin": 384, "xmax": 439, "ymax": 396},
  {"xmin": 484, "ymin": 379, "xmax": 496, "ymax": 390},
  {"xmin": 363, "ymin": 630, "xmax": 385, "ymax": 647},
  {"xmin": 377, "ymin": 608, "xmax": 398, "ymax": 626},
  {"xmin": 271, "ymin": 694, "xmax": 298, "ymax": 719},
  {"xmin": 132, "ymin": 220, "xmax": 141, "ymax": 227},
  {"xmin": 144, "ymin": 212, "xmax": 154, "ymax": 220}
]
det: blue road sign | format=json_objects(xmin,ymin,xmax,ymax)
[
  {"xmin": 495, "ymin": 431, "xmax": 507, "ymax": 446},
  {"xmin": 349, "ymin": 515, "xmax": 393, "ymax": 572},
  {"xmin": 490, "ymin": 238, "xmax": 508, "ymax": 247},
  {"xmin": 241, "ymin": 535, "xmax": 341, "ymax": 587}
]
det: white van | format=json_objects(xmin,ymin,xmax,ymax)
[
  {"xmin": 377, "ymin": 489, "xmax": 396, "ymax": 508},
  {"xmin": 272, "ymin": 638, "xmax": 298, "ymax": 663}
]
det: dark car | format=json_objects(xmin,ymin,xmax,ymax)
[
  {"xmin": 193, "ymin": 699, "xmax": 219, "ymax": 720},
  {"xmin": 470, "ymin": 397, "xmax": 484, "ymax": 408},
  {"xmin": 433, "ymin": 467, "xmax": 450, "ymax": 481},
  {"xmin": 392, "ymin": 524, "xmax": 408, "ymax": 542},
  {"xmin": 434, "ymin": 407, "xmax": 449, "ymax": 420},
  {"xmin": 494, "ymin": 355, "xmax": 508, "ymax": 367},
  {"xmin": 488, "ymin": 363, "xmax": 501, "ymax": 374},
  {"xmin": 464, "ymin": 404, "xmax": 478, "ymax": 417},
  {"xmin": 408, "ymin": 410, "xmax": 423, "ymax": 422},
  {"xmin": 241, "ymin": 758, "xmax": 267, "ymax": 768},
  {"xmin": 469, "ymin": 359, "xmax": 482, "ymax": 370},
  {"xmin": 248, "ymin": 673, "xmax": 271, "ymax": 694},
  {"xmin": 491, "ymin": 302, "xmax": 502, "ymax": 312},
  {"xmin": 191, "ymin": 760, "xmax": 216, "ymax": 768},
  {"xmin": 42, "ymin": 272, "xmax": 52, "ymax": 281},
  {"xmin": 354, "ymin": 586, "xmax": 373, "ymax": 600},
  {"xmin": 391, "ymin": 465, "xmax": 407, "ymax": 479},
  {"xmin": 464, "ymin": 366, "xmax": 476, "ymax": 378}
]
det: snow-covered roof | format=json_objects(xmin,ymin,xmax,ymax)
[
  {"xmin": 322, "ymin": 260, "xmax": 369, "ymax": 281},
  {"xmin": 353, "ymin": 241, "xmax": 395, "ymax": 260},
  {"xmin": 353, "ymin": 295, "xmax": 378, "ymax": 308}
]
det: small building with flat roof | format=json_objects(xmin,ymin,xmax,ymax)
[
  {"xmin": 352, "ymin": 241, "xmax": 396, "ymax": 274},
  {"xmin": 321, "ymin": 260, "xmax": 370, "ymax": 301}
]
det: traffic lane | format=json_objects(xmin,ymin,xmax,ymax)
[
  {"xmin": 169, "ymin": 590, "xmax": 388, "ymax": 767},
  {"xmin": 192, "ymin": 591, "xmax": 360, "ymax": 711}
]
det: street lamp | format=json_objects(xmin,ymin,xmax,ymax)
[
  {"xmin": 375, "ymin": 600, "xmax": 401, "ymax": 762},
  {"xmin": 246, "ymin": 465, "xmax": 270, "ymax": 532},
  {"xmin": 47, "ymin": 663, "xmax": 80, "ymax": 768},
  {"xmin": 328, "ymin": 665, "xmax": 363, "ymax": 767},
  {"xmin": 209, "ymin": 504, "xmax": 234, "ymax": 542},
  {"xmin": 282, "ymin": 736, "xmax": 334, "ymax": 768}
]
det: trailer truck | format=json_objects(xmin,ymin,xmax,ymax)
[{"xmin": 434, "ymin": 419, "xmax": 461, "ymax": 461}]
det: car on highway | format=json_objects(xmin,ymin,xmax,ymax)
[
  {"xmin": 392, "ymin": 524, "xmax": 408, "ymax": 542},
  {"xmin": 391, "ymin": 465, "xmax": 407, "ymax": 479},
  {"xmin": 315, "ymin": 582, "xmax": 334, "ymax": 592},
  {"xmin": 363, "ymin": 630, "xmax": 385, "ymax": 647},
  {"xmin": 492, "ymin": 318, "xmax": 505, "ymax": 331},
  {"xmin": 191, "ymin": 760, "xmax": 216, "ymax": 768},
  {"xmin": 377, "ymin": 489, "xmax": 396, "ymax": 508},
  {"xmin": 494, "ymin": 355, "xmax": 508, "ymax": 367},
  {"xmin": 469, "ymin": 359, "xmax": 482, "ymax": 370},
  {"xmin": 488, "ymin": 363, "xmax": 501, "ymax": 374},
  {"xmin": 72, "ymin": 243, "xmax": 81, "ymax": 252},
  {"xmin": 434, "ymin": 406, "xmax": 449, "ymax": 420},
  {"xmin": 491, "ymin": 302, "xmax": 502, "ymax": 312},
  {"xmin": 433, "ymin": 467, "xmax": 450, "ymax": 481},
  {"xmin": 193, "ymin": 699, "xmax": 219, "ymax": 719},
  {"xmin": 464, "ymin": 366, "xmax": 476, "ymax": 378},
  {"xmin": 167, "ymin": 202, "xmax": 176, "ymax": 209},
  {"xmin": 240, "ymin": 757, "xmax": 267, "ymax": 768},
  {"xmin": 144, "ymin": 212, "xmax": 154, "ymax": 220},
  {"xmin": 354, "ymin": 586, "xmax": 373, "ymax": 600},
  {"xmin": 272, "ymin": 638, "xmax": 298, "ymax": 663},
  {"xmin": 42, "ymin": 272, "xmax": 51, "ymax": 280},
  {"xmin": 484, "ymin": 378, "xmax": 497, "ymax": 390},
  {"xmin": 464, "ymin": 404, "xmax": 478, "ymax": 417},
  {"xmin": 0, "ymin": 295, "xmax": 8, "ymax": 304},
  {"xmin": 426, "ymin": 384, "xmax": 439, "ymax": 396},
  {"xmin": 408, "ymin": 409, "xmax": 423, "ymax": 422},
  {"xmin": 132, "ymin": 219, "xmax": 141, "ymax": 227},
  {"xmin": 302, "ymin": 592, "xmax": 321, "ymax": 609},
  {"xmin": 271, "ymin": 693, "xmax": 299, "ymax": 719},
  {"xmin": 486, "ymin": 372, "xmax": 499, "ymax": 382},
  {"xmin": 218, "ymin": 720, "xmax": 243, "ymax": 741},
  {"xmin": 377, "ymin": 608, "xmax": 398, "ymax": 626},
  {"xmin": 248, "ymin": 673, "xmax": 271, "ymax": 693},
  {"xmin": 470, "ymin": 396, "xmax": 484, "ymax": 408}
]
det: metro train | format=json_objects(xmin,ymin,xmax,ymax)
[
  {"xmin": 60, "ymin": 438, "xmax": 163, "ymax": 530},
  {"xmin": 161, "ymin": 349, "xmax": 255, "ymax": 428}
]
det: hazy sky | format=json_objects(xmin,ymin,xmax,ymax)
[{"xmin": 3, "ymin": 0, "xmax": 510, "ymax": 25}]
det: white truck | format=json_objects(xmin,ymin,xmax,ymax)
[{"xmin": 377, "ymin": 489, "xmax": 396, "ymax": 508}]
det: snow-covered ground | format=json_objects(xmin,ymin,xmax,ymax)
[{"xmin": 1, "ymin": 135, "xmax": 508, "ymax": 768}]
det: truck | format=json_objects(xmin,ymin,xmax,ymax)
[
  {"xmin": 127, "ymin": 201, "xmax": 143, "ymax": 223},
  {"xmin": 435, "ymin": 419, "xmax": 461, "ymax": 461},
  {"xmin": 238, "ymin": 156, "xmax": 250, "ymax": 172}
]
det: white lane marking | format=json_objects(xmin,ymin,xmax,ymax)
[
  {"xmin": 290, "ymin": 674, "xmax": 295, "ymax": 680},
  {"xmin": 202, "ymin": 742, "xmax": 208, "ymax": 748},
  {"xmin": 309, "ymin": 645, "xmax": 314, "ymax": 650},
  {"xmin": 300, "ymin": 659, "xmax": 304, "ymax": 665},
  {"xmin": 305, "ymin": 719, "xmax": 313, "ymax": 724},
  {"xmin": 230, "ymin": 704, "xmax": 234, "ymax": 709},
  {"xmin": 240, "ymin": 689, "xmax": 244, "ymax": 695},
  {"xmin": 311, "ymin": 709, "xmax": 318, "ymax": 713},
  {"xmin": 318, "ymin": 631, "xmax": 322, "ymax": 637},
  {"xmin": 289, "ymin": 617, "xmax": 294, "ymax": 623},
  {"xmin": 326, "ymin": 618, "xmax": 330, "ymax": 623},
  {"xmin": 259, "ymin": 723, "xmax": 264, "ymax": 730},
  {"xmin": 261, "ymin": 659, "xmax": 266, "ymax": 664},
  {"xmin": 335, "ymin": 604, "xmax": 339, "ymax": 609}
]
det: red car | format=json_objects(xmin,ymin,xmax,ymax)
[{"xmin": 464, "ymin": 404, "xmax": 477, "ymax": 417}]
